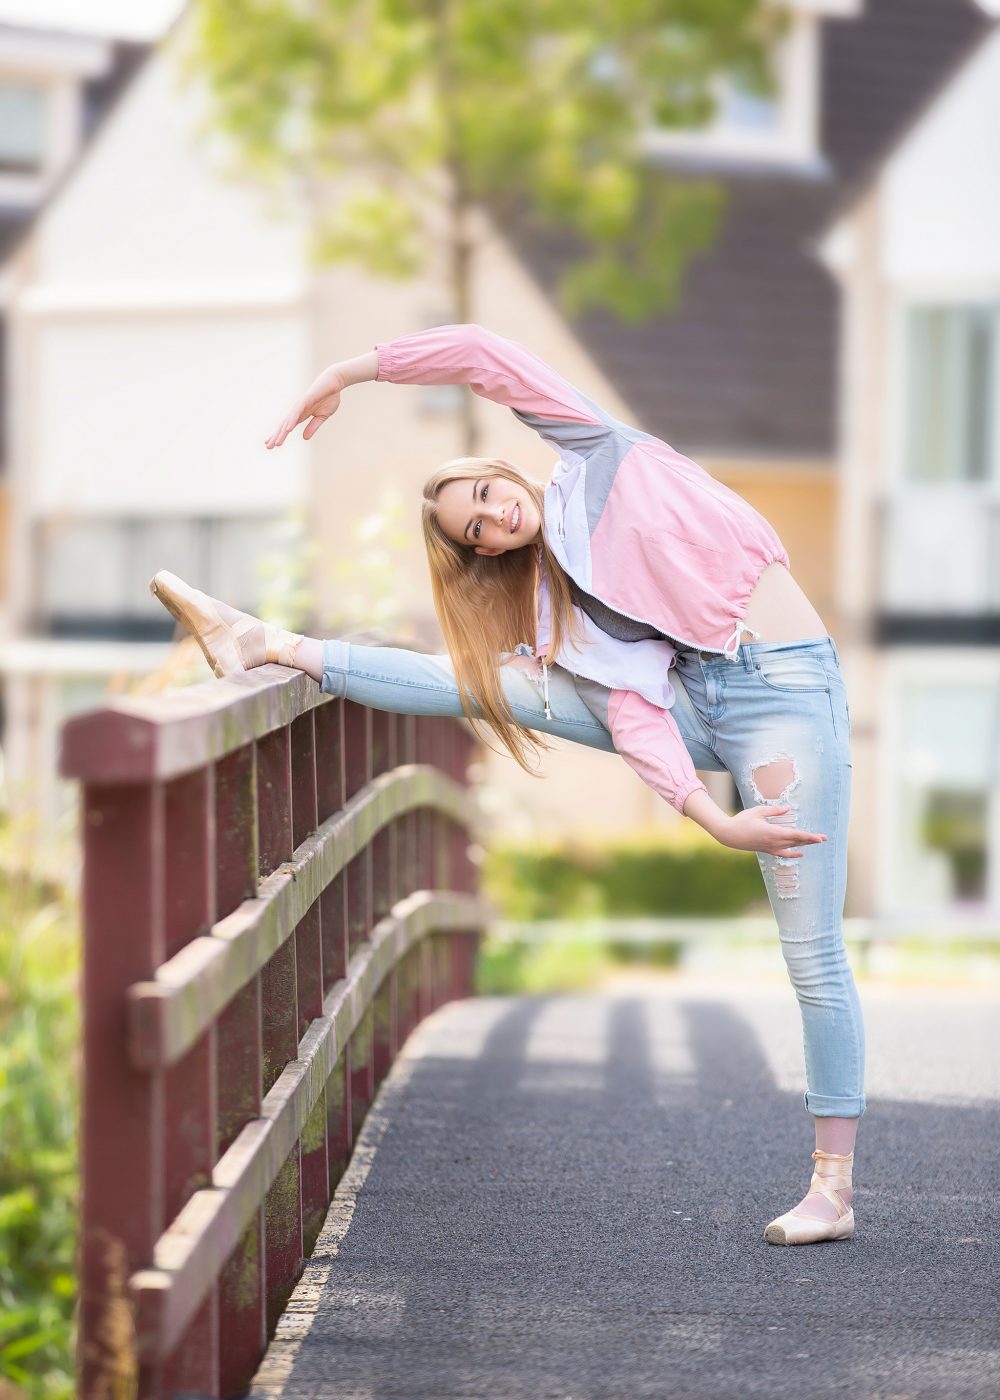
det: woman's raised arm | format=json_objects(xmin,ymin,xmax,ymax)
[
  {"xmin": 267, "ymin": 324, "xmax": 634, "ymax": 458},
  {"xmin": 374, "ymin": 322, "xmax": 629, "ymax": 457}
]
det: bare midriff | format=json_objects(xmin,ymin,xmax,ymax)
[{"xmin": 741, "ymin": 561, "xmax": 828, "ymax": 645}]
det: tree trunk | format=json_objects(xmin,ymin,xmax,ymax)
[{"xmin": 449, "ymin": 190, "xmax": 478, "ymax": 456}]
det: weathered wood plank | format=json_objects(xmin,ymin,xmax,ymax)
[
  {"xmin": 127, "ymin": 766, "xmax": 483, "ymax": 1068},
  {"xmin": 61, "ymin": 666, "xmax": 330, "ymax": 785},
  {"xmin": 128, "ymin": 890, "xmax": 490, "ymax": 1360}
]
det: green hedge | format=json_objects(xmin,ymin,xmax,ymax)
[
  {"xmin": 0, "ymin": 873, "xmax": 78, "ymax": 1399},
  {"xmin": 482, "ymin": 833, "xmax": 766, "ymax": 921}
]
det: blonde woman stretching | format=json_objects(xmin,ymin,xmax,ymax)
[{"xmin": 151, "ymin": 322, "xmax": 864, "ymax": 1246}]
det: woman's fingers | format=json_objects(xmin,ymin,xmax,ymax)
[
  {"xmin": 763, "ymin": 811, "xmax": 827, "ymax": 846},
  {"xmin": 770, "ymin": 828, "xmax": 827, "ymax": 857},
  {"xmin": 265, "ymin": 402, "xmax": 307, "ymax": 449},
  {"xmin": 267, "ymin": 399, "xmax": 338, "ymax": 448},
  {"xmin": 756, "ymin": 809, "xmax": 828, "ymax": 858}
]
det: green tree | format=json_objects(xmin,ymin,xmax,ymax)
[{"xmin": 191, "ymin": 0, "xmax": 780, "ymax": 448}]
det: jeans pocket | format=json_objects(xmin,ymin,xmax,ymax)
[{"xmin": 753, "ymin": 653, "xmax": 831, "ymax": 693}]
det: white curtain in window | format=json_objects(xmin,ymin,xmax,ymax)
[
  {"xmin": 904, "ymin": 305, "xmax": 996, "ymax": 483},
  {"xmin": 899, "ymin": 682, "xmax": 1000, "ymax": 788}
]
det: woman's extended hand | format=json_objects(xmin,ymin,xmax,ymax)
[
  {"xmin": 720, "ymin": 805, "xmax": 828, "ymax": 858},
  {"xmin": 265, "ymin": 365, "xmax": 344, "ymax": 449}
]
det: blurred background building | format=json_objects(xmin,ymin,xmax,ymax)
[{"xmin": 0, "ymin": 0, "xmax": 997, "ymax": 924}]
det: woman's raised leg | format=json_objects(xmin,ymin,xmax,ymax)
[
  {"xmin": 307, "ymin": 637, "xmax": 620, "ymax": 753},
  {"xmin": 149, "ymin": 567, "xmax": 726, "ymax": 791}
]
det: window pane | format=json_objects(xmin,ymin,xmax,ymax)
[
  {"xmin": 904, "ymin": 306, "xmax": 995, "ymax": 483},
  {"xmin": 0, "ymin": 83, "xmax": 46, "ymax": 173},
  {"xmin": 128, "ymin": 520, "xmax": 207, "ymax": 617},
  {"xmin": 718, "ymin": 75, "xmax": 779, "ymax": 131},
  {"xmin": 965, "ymin": 307, "xmax": 994, "ymax": 481},
  {"xmin": 41, "ymin": 520, "xmax": 126, "ymax": 618},
  {"xmin": 213, "ymin": 519, "xmax": 284, "ymax": 613},
  {"xmin": 894, "ymin": 681, "xmax": 999, "ymax": 908}
]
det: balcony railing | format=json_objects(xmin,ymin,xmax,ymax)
[{"xmin": 877, "ymin": 490, "xmax": 1000, "ymax": 633}]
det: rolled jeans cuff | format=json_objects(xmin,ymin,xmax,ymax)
[
  {"xmin": 803, "ymin": 1090, "xmax": 866, "ymax": 1118},
  {"xmin": 320, "ymin": 639, "xmax": 352, "ymax": 697}
]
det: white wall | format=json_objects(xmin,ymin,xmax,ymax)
[
  {"xmin": 882, "ymin": 27, "xmax": 1000, "ymax": 289},
  {"xmin": 24, "ymin": 309, "xmax": 306, "ymax": 515},
  {"xmin": 13, "ymin": 17, "xmax": 310, "ymax": 521},
  {"xmin": 33, "ymin": 30, "xmax": 302, "ymax": 286}
]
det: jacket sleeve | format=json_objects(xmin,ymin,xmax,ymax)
[
  {"xmin": 375, "ymin": 322, "xmax": 627, "ymax": 458},
  {"xmin": 606, "ymin": 688, "xmax": 708, "ymax": 816}
]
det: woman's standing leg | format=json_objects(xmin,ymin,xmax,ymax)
[{"xmin": 675, "ymin": 638, "xmax": 865, "ymax": 1240}]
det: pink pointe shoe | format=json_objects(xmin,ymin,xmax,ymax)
[
  {"xmin": 763, "ymin": 1149, "xmax": 855, "ymax": 1246},
  {"xmin": 149, "ymin": 570, "xmax": 303, "ymax": 679}
]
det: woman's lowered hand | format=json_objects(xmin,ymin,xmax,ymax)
[
  {"xmin": 720, "ymin": 805, "xmax": 828, "ymax": 858},
  {"xmin": 265, "ymin": 364, "xmax": 344, "ymax": 448},
  {"xmin": 265, "ymin": 349, "xmax": 379, "ymax": 449}
]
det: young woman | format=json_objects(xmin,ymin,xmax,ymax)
[{"xmin": 151, "ymin": 322, "xmax": 864, "ymax": 1246}]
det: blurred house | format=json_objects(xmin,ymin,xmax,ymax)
[
  {"xmin": 819, "ymin": 21, "xmax": 1000, "ymax": 921},
  {"xmin": 0, "ymin": 20, "xmax": 149, "ymax": 816},
  {"xmin": 0, "ymin": 12, "xmax": 314, "ymax": 832},
  {"xmin": 488, "ymin": 0, "xmax": 993, "ymax": 847},
  {"xmin": 0, "ymin": 1, "xmax": 996, "ymax": 910}
]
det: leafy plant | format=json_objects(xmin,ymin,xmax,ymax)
[
  {"xmin": 483, "ymin": 830, "xmax": 766, "ymax": 921},
  {"xmin": 0, "ymin": 865, "xmax": 79, "ymax": 1399}
]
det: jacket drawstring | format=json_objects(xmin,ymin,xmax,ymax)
[
  {"xmin": 541, "ymin": 659, "xmax": 552, "ymax": 719},
  {"xmin": 722, "ymin": 617, "xmax": 760, "ymax": 661}
]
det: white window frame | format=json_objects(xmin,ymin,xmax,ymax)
[
  {"xmin": 878, "ymin": 648, "xmax": 1000, "ymax": 918},
  {"xmin": 879, "ymin": 291, "xmax": 1000, "ymax": 615},
  {"xmin": 640, "ymin": 12, "xmax": 822, "ymax": 169},
  {"xmin": 0, "ymin": 30, "xmax": 111, "ymax": 207}
]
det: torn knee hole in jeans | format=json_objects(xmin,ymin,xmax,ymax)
[
  {"xmin": 747, "ymin": 751, "xmax": 801, "ymax": 900},
  {"xmin": 509, "ymin": 652, "xmax": 544, "ymax": 685},
  {"xmin": 507, "ymin": 650, "xmax": 553, "ymax": 717}
]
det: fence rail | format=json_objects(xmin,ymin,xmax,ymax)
[{"xmin": 60, "ymin": 665, "xmax": 489, "ymax": 1399}]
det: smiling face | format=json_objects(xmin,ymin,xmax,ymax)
[{"xmin": 434, "ymin": 473, "xmax": 543, "ymax": 556}]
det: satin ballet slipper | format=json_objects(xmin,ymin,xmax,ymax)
[
  {"xmin": 763, "ymin": 1149, "xmax": 855, "ymax": 1246},
  {"xmin": 149, "ymin": 570, "xmax": 303, "ymax": 679}
]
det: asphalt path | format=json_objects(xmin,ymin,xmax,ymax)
[{"xmin": 250, "ymin": 974, "xmax": 1000, "ymax": 1400}]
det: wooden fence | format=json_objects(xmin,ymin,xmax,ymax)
[{"xmin": 60, "ymin": 665, "xmax": 489, "ymax": 1398}]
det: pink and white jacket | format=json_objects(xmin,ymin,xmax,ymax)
[{"xmin": 375, "ymin": 323, "xmax": 791, "ymax": 814}]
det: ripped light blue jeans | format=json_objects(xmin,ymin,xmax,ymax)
[{"xmin": 321, "ymin": 634, "xmax": 865, "ymax": 1118}]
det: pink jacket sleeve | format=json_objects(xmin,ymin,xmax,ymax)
[
  {"xmin": 606, "ymin": 689, "xmax": 708, "ymax": 816},
  {"xmin": 375, "ymin": 322, "xmax": 620, "ymax": 454}
]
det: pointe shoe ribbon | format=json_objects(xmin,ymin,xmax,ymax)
[
  {"xmin": 262, "ymin": 622, "xmax": 303, "ymax": 669},
  {"xmin": 763, "ymin": 1149, "xmax": 855, "ymax": 1246},
  {"xmin": 149, "ymin": 570, "xmax": 303, "ymax": 679}
]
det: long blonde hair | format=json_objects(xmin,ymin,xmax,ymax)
[{"xmin": 422, "ymin": 456, "xmax": 583, "ymax": 773}]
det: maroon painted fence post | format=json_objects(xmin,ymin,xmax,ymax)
[{"xmin": 62, "ymin": 671, "xmax": 487, "ymax": 1400}]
